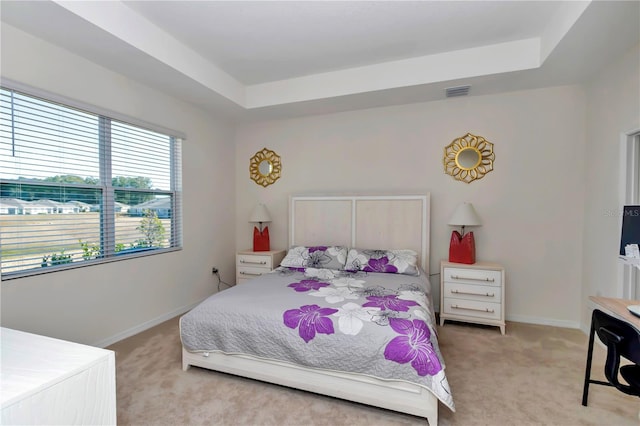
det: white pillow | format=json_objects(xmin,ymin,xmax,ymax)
[
  {"xmin": 280, "ymin": 245, "xmax": 348, "ymax": 270},
  {"xmin": 343, "ymin": 248, "xmax": 419, "ymax": 276}
]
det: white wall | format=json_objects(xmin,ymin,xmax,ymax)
[
  {"xmin": 4, "ymin": 27, "xmax": 635, "ymax": 343},
  {"xmin": 235, "ymin": 85, "xmax": 587, "ymax": 328},
  {"xmin": 581, "ymin": 44, "xmax": 640, "ymax": 329},
  {"xmin": 0, "ymin": 24, "xmax": 237, "ymax": 346}
]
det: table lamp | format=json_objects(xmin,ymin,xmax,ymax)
[
  {"xmin": 250, "ymin": 203, "xmax": 272, "ymax": 252},
  {"xmin": 448, "ymin": 202, "xmax": 481, "ymax": 264}
]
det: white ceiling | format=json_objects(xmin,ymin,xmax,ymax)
[
  {"xmin": 125, "ymin": 1, "xmax": 566, "ymax": 85},
  {"xmin": 1, "ymin": 1, "xmax": 638, "ymax": 121}
]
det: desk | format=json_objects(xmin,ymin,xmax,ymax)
[
  {"xmin": 589, "ymin": 296, "xmax": 640, "ymax": 330},
  {"xmin": 582, "ymin": 296, "xmax": 640, "ymax": 406}
]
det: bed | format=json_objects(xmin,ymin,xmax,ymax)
[{"xmin": 180, "ymin": 194, "xmax": 454, "ymax": 425}]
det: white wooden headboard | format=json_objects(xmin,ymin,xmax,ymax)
[{"xmin": 289, "ymin": 194, "xmax": 431, "ymax": 276}]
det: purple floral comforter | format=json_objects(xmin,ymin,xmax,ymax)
[{"xmin": 180, "ymin": 266, "xmax": 454, "ymax": 411}]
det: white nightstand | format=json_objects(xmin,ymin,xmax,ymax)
[
  {"xmin": 439, "ymin": 260, "xmax": 506, "ymax": 334},
  {"xmin": 236, "ymin": 249, "xmax": 286, "ymax": 284}
]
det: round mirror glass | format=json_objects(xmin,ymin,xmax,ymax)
[
  {"xmin": 456, "ymin": 147, "xmax": 481, "ymax": 170},
  {"xmin": 258, "ymin": 160, "xmax": 273, "ymax": 176}
]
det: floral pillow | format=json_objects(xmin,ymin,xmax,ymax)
[
  {"xmin": 343, "ymin": 248, "xmax": 420, "ymax": 276},
  {"xmin": 280, "ymin": 245, "xmax": 348, "ymax": 270}
]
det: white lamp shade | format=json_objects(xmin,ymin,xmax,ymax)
[
  {"xmin": 249, "ymin": 203, "xmax": 272, "ymax": 223},
  {"xmin": 448, "ymin": 202, "xmax": 481, "ymax": 227}
]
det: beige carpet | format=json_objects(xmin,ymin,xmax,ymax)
[{"xmin": 108, "ymin": 317, "xmax": 639, "ymax": 425}]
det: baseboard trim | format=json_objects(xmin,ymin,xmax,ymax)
[
  {"xmin": 506, "ymin": 314, "xmax": 580, "ymax": 330},
  {"xmin": 92, "ymin": 300, "xmax": 202, "ymax": 348},
  {"xmin": 437, "ymin": 306, "xmax": 583, "ymax": 330}
]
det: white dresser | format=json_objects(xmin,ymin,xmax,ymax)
[
  {"xmin": 439, "ymin": 260, "xmax": 506, "ymax": 334},
  {"xmin": 1, "ymin": 328, "xmax": 116, "ymax": 425},
  {"xmin": 236, "ymin": 249, "xmax": 286, "ymax": 284}
]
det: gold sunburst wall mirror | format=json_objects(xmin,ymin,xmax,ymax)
[
  {"xmin": 250, "ymin": 148, "xmax": 282, "ymax": 187},
  {"xmin": 444, "ymin": 133, "xmax": 495, "ymax": 183}
]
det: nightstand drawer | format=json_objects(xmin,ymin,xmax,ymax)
[
  {"xmin": 443, "ymin": 282, "xmax": 501, "ymax": 303},
  {"xmin": 444, "ymin": 267, "xmax": 502, "ymax": 287},
  {"xmin": 237, "ymin": 254, "xmax": 273, "ymax": 269},
  {"xmin": 443, "ymin": 298, "xmax": 502, "ymax": 321},
  {"xmin": 237, "ymin": 266, "xmax": 268, "ymax": 280}
]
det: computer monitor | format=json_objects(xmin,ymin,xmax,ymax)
[{"xmin": 620, "ymin": 205, "xmax": 640, "ymax": 255}]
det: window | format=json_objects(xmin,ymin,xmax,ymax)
[{"xmin": 0, "ymin": 86, "xmax": 182, "ymax": 279}]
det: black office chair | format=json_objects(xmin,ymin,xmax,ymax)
[{"xmin": 582, "ymin": 308, "xmax": 640, "ymax": 406}]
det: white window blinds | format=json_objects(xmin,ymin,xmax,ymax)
[{"xmin": 0, "ymin": 87, "xmax": 182, "ymax": 279}]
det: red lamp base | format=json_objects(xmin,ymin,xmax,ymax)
[
  {"xmin": 253, "ymin": 226, "xmax": 270, "ymax": 252},
  {"xmin": 449, "ymin": 230, "xmax": 475, "ymax": 264}
]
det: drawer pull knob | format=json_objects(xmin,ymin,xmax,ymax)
[
  {"xmin": 240, "ymin": 271, "xmax": 262, "ymax": 276},
  {"xmin": 451, "ymin": 274, "xmax": 495, "ymax": 282},
  {"xmin": 451, "ymin": 290, "xmax": 495, "ymax": 297},
  {"xmin": 240, "ymin": 260, "xmax": 267, "ymax": 265},
  {"xmin": 451, "ymin": 304, "xmax": 495, "ymax": 313}
]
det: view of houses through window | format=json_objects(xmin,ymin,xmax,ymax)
[{"xmin": 0, "ymin": 87, "xmax": 182, "ymax": 278}]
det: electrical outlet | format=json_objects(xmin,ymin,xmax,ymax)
[{"xmin": 212, "ymin": 267, "xmax": 218, "ymax": 274}]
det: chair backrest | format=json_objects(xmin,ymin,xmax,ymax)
[{"xmin": 592, "ymin": 308, "xmax": 640, "ymax": 365}]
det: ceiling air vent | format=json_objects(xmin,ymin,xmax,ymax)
[{"xmin": 445, "ymin": 85, "xmax": 470, "ymax": 98}]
